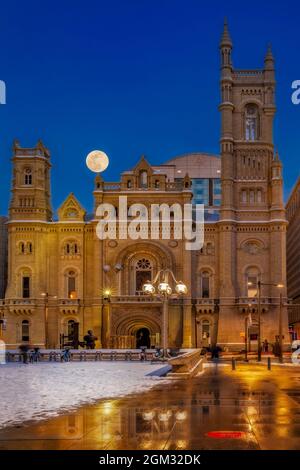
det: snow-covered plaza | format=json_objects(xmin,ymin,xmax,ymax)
[{"xmin": 0, "ymin": 362, "xmax": 167, "ymax": 429}]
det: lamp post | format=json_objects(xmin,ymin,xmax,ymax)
[
  {"xmin": 244, "ymin": 303, "xmax": 252, "ymax": 362},
  {"xmin": 247, "ymin": 281, "xmax": 284, "ymax": 362},
  {"xmin": 143, "ymin": 269, "xmax": 187, "ymax": 361},
  {"xmin": 279, "ymin": 292, "xmax": 283, "ymax": 364},
  {"xmin": 41, "ymin": 292, "xmax": 57, "ymax": 348},
  {"xmin": 102, "ymin": 288, "xmax": 112, "ymax": 348}
]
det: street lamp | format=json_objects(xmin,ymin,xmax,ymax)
[
  {"xmin": 244, "ymin": 303, "xmax": 252, "ymax": 362},
  {"xmin": 247, "ymin": 281, "xmax": 284, "ymax": 362},
  {"xmin": 41, "ymin": 292, "xmax": 57, "ymax": 348},
  {"xmin": 143, "ymin": 269, "xmax": 187, "ymax": 360}
]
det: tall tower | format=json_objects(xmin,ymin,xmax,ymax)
[
  {"xmin": 9, "ymin": 140, "xmax": 52, "ymax": 221},
  {"xmin": 217, "ymin": 20, "xmax": 288, "ymax": 347}
]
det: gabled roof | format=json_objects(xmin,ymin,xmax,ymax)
[{"xmin": 57, "ymin": 193, "xmax": 86, "ymax": 222}]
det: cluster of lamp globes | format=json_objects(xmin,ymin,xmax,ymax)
[{"xmin": 142, "ymin": 280, "xmax": 187, "ymax": 296}]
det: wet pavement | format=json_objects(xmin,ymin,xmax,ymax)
[{"xmin": 1, "ymin": 363, "xmax": 300, "ymax": 450}]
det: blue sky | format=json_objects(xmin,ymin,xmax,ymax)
[{"xmin": 0, "ymin": 0, "xmax": 300, "ymax": 215}]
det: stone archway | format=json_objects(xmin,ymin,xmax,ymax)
[{"xmin": 111, "ymin": 309, "xmax": 161, "ymax": 349}]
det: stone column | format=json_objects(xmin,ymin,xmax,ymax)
[{"xmin": 182, "ymin": 302, "xmax": 192, "ymax": 348}]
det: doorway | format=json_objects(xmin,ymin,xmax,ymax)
[{"xmin": 136, "ymin": 328, "xmax": 150, "ymax": 348}]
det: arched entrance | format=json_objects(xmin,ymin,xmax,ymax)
[
  {"xmin": 136, "ymin": 327, "xmax": 150, "ymax": 348},
  {"xmin": 111, "ymin": 311, "xmax": 161, "ymax": 349}
]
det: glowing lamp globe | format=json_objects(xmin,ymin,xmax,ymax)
[
  {"xmin": 175, "ymin": 282, "xmax": 187, "ymax": 295},
  {"xmin": 158, "ymin": 282, "xmax": 172, "ymax": 295},
  {"xmin": 86, "ymin": 150, "xmax": 109, "ymax": 173},
  {"xmin": 143, "ymin": 282, "xmax": 155, "ymax": 295}
]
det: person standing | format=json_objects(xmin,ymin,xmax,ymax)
[{"xmin": 84, "ymin": 330, "xmax": 97, "ymax": 349}]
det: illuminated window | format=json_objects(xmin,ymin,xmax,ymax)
[
  {"xmin": 135, "ymin": 258, "xmax": 152, "ymax": 293},
  {"xmin": 246, "ymin": 268, "xmax": 260, "ymax": 297},
  {"xmin": 245, "ymin": 105, "xmax": 259, "ymax": 141},
  {"xmin": 67, "ymin": 270, "xmax": 76, "ymax": 299}
]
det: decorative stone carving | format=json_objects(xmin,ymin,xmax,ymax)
[{"xmin": 242, "ymin": 241, "xmax": 263, "ymax": 255}]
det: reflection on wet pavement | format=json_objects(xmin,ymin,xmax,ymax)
[{"xmin": 1, "ymin": 364, "xmax": 300, "ymax": 450}]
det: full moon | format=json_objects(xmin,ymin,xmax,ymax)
[{"xmin": 86, "ymin": 150, "xmax": 109, "ymax": 173}]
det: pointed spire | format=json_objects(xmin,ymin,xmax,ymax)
[
  {"xmin": 264, "ymin": 43, "xmax": 275, "ymax": 69},
  {"xmin": 220, "ymin": 17, "xmax": 232, "ymax": 48},
  {"xmin": 274, "ymin": 149, "xmax": 280, "ymax": 162}
]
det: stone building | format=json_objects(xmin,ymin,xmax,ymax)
[
  {"xmin": 0, "ymin": 216, "xmax": 8, "ymax": 299},
  {"xmin": 0, "ymin": 22, "xmax": 289, "ymax": 350},
  {"xmin": 286, "ymin": 177, "xmax": 300, "ymax": 338}
]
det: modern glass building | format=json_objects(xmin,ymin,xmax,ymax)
[{"xmin": 154, "ymin": 153, "xmax": 221, "ymax": 220}]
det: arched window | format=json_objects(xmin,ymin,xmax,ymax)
[
  {"xmin": 64, "ymin": 241, "xmax": 80, "ymax": 256},
  {"xmin": 241, "ymin": 190, "xmax": 247, "ymax": 203},
  {"xmin": 245, "ymin": 104, "xmax": 259, "ymax": 141},
  {"xmin": 201, "ymin": 271, "xmax": 210, "ymax": 298},
  {"xmin": 67, "ymin": 270, "xmax": 77, "ymax": 299},
  {"xmin": 68, "ymin": 320, "xmax": 75, "ymax": 340},
  {"xmin": 206, "ymin": 242, "xmax": 214, "ymax": 255},
  {"xmin": 127, "ymin": 180, "xmax": 132, "ymax": 189},
  {"xmin": 22, "ymin": 273, "xmax": 30, "ymax": 298},
  {"xmin": 19, "ymin": 242, "xmax": 25, "ymax": 254},
  {"xmin": 201, "ymin": 319, "xmax": 210, "ymax": 341},
  {"xmin": 27, "ymin": 242, "xmax": 33, "ymax": 254},
  {"xmin": 21, "ymin": 320, "xmax": 30, "ymax": 342},
  {"xmin": 246, "ymin": 267, "xmax": 260, "ymax": 298},
  {"xmin": 257, "ymin": 189, "xmax": 262, "ymax": 203},
  {"xmin": 135, "ymin": 258, "xmax": 152, "ymax": 294},
  {"xmin": 139, "ymin": 171, "xmax": 148, "ymax": 189},
  {"xmin": 24, "ymin": 168, "xmax": 32, "ymax": 185}
]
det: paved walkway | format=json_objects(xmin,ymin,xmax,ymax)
[{"xmin": 1, "ymin": 363, "xmax": 300, "ymax": 450}]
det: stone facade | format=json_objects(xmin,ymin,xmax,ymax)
[
  {"xmin": 286, "ymin": 177, "xmax": 300, "ymax": 302},
  {"xmin": 286, "ymin": 177, "xmax": 300, "ymax": 337},
  {"xmin": 0, "ymin": 216, "xmax": 8, "ymax": 299},
  {"xmin": 0, "ymin": 23, "xmax": 289, "ymax": 350}
]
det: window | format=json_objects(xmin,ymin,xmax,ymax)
[
  {"xmin": 245, "ymin": 104, "xmax": 259, "ymax": 141},
  {"xmin": 154, "ymin": 180, "xmax": 160, "ymax": 189},
  {"xmin": 246, "ymin": 268, "xmax": 260, "ymax": 297},
  {"xmin": 139, "ymin": 171, "xmax": 148, "ymax": 189},
  {"xmin": 249, "ymin": 190, "xmax": 255, "ymax": 204},
  {"xmin": 19, "ymin": 242, "xmax": 25, "ymax": 254},
  {"xmin": 27, "ymin": 242, "xmax": 33, "ymax": 254},
  {"xmin": 201, "ymin": 271, "xmax": 210, "ymax": 298},
  {"xmin": 67, "ymin": 270, "xmax": 76, "ymax": 299},
  {"xmin": 127, "ymin": 180, "xmax": 132, "ymax": 189},
  {"xmin": 64, "ymin": 241, "xmax": 79, "ymax": 256},
  {"xmin": 206, "ymin": 243, "xmax": 214, "ymax": 255},
  {"xmin": 241, "ymin": 190, "xmax": 247, "ymax": 203},
  {"xmin": 21, "ymin": 320, "xmax": 30, "ymax": 342},
  {"xmin": 201, "ymin": 319, "xmax": 210, "ymax": 341},
  {"xmin": 257, "ymin": 190, "xmax": 262, "ymax": 203},
  {"xmin": 68, "ymin": 320, "xmax": 75, "ymax": 340},
  {"xmin": 24, "ymin": 168, "xmax": 32, "ymax": 185},
  {"xmin": 22, "ymin": 276, "xmax": 30, "ymax": 298},
  {"xmin": 135, "ymin": 258, "xmax": 152, "ymax": 293}
]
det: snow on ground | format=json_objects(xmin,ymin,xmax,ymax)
[{"xmin": 0, "ymin": 362, "xmax": 168, "ymax": 429}]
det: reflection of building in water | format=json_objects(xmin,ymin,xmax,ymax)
[{"xmin": 0, "ymin": 22, "xmax": 289, "ymax": 351}]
